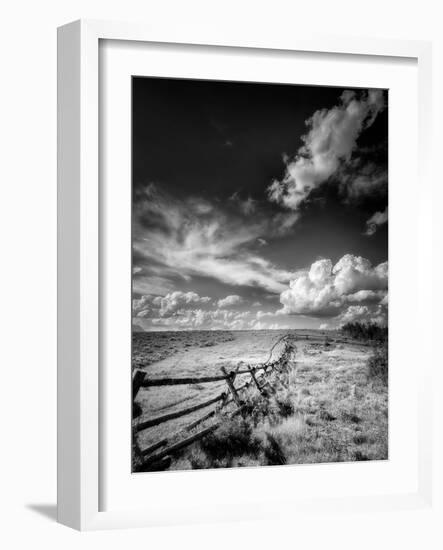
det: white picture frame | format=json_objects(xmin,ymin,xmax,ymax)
[{"xmin": 57, "ymin": 19, "xmax": 433, "ymax": 531}]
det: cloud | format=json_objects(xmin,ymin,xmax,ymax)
[
  {"xmin": 188, "ymin": 198, "xmax": 214, "ymax": 215},
  {"xmin": 133, "ymin": 185, "xmax": 296, "ymax": 294},
  {"xmin": 364, "ymin": 207, "xmax": 388, "ymax": 236},
  {"xmin": 132, "ymin": 275, "xmax": 175, "ymax": 296},
  {"xmin": 267, "ymin": 90, "xmax": 386, "ymax": 213},
  {"xmin": 132, "ymin": 294, "xmax": 159, "ymax": 318},
  {"xmin": 342, "ymin": 162, "xmax": 387, "ymax": 202},
  {"xmin": 157, "ymin": 291, "xmax": 211, "ymax": 316},
  {"xmin": 132, "ymin": 319, "xmax": 145, "ymax": 332},
  {"xmin": 241, "ymin": 197, "xmax": 257, "ymax": 215},
  {"xmin": 337, "ymin": 303, "xmax": 387, "ymax": 327},
  {"xmin": 250, "ymin": 321, "xmax": 291, "ymax": 331},
  {"xmin": 370, "ymin": 303, "xmax": 388, "ymax": 326},
  {"xmin": 279, "ymin": 253, "xmax": 388, "ymax": 317},
  {"xmin": 134, "ymin": 301, "xmax": 297, "ymax": 331},
  {"xmin": 133, "ymin": 291, "xmax": 211, "ymax": 318},
  {"xmin": 149, "ymin": 307, "xmax": 254, "ymax": 331},
  {"xmin": 229, "ymin": 192, "xmax": 257, "ymax": 215},
  {"xmin": 256, "ymin": 309, "xmax": 287, "ymax": 320},
  {"xmin": 338, "ymin": 305, "xmax": 371, "ymax": 324},
  {"xmin": 346, "ymin": 290, "xmax": 386, "ymax": 303},
  {"xmin": 217, "ymin": 295, "xmax": 244, "ymax": 308},
  {"xmin": 333, "ymin": 254, "xmax": 387, "ymax": 295}
]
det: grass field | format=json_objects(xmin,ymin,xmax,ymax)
[{"xmin": 133, "ymin": 329, "xmax": 388, "ymax": 470}]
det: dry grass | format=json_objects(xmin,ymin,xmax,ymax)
[
  {"xmin": 132, "ymin": 330, "xmax": 235, "ymax": 369},
  {"xmin": 367, "ymin": 342, "xmax": 388, "ymax": 383},
  {"xmin": 170, "ymin": 339, "xmax": 388, "ymax": 470}
]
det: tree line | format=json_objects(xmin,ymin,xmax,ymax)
[{"xmin": 341, "ymin": 321, "xmax": 387, "ymax": 342}]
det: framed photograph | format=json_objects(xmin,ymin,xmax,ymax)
[
  {"xmin": 57, "ymin": 19, "xmax": 433, "ymax": 530},
  {"xmin": 130, "ymin": 77, "xmax": 390, "ymax": 473}
]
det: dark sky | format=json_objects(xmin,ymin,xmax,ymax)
[{"xmin": 132, "ymin": 77, "xmax": 388, "ymax": 331}]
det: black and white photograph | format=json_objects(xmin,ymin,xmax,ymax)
[
  {"xmin": 131, "ymin": 77, "xmax": 388, "ymax": 473},
  {"xmin": 2, "ymin": 0, "xmax": 439, "ymax": 541}
]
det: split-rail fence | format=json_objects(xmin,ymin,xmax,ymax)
[
  {"xmin": 132, "ymin": 335, "xmax": 295, "ymax": 472},
  {"xmin": 132, "ymin": 333, "xmax": 368, "ymax": 471}
]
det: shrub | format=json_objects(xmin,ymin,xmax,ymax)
[
  {"xmin": 341, "ymin": 411, "xmax": 361, "ymax": 423},
  {"xmin": 368, "ymin": 342, "xmax": 388, "ymax": 383},
  {"xmin": 275, "ymin": 395, "xmax": 295, "ymax": 418},
  {"xmin": 263, "ymin": 433, "xmax": 287, "ymax": 465},
  {"xmin": 200, "ymin": 418, "xmax": 261, "ymax": 462}
]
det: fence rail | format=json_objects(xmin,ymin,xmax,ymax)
[
  {"xmin": 133, "ymin": 335, "xmax": 295, "ymax": 471},
  {"xmin": 135, "ymin": 392, "xmax": 227, "ymax": 432},
  {"xmin": 140, "ymin": 374, "xmax": 228, "ymax": 387},
  {"xmin": 135, "ymin": 359, "xmax": 276, "ymax": 391}
]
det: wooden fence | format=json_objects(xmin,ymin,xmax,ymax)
[{"xmin": 132, "ymin": 335, "xmax": 295, "ymax": 472}]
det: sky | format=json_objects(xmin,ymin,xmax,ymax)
[{"xmin": 132, "ymin": 77, "xmax": 388, "ymax": 332}]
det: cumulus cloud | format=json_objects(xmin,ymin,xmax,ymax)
[
  {"xmin": 338, "ymin": 305, "xmax": 371, "ymax": 324},
  {"xmin": 333, "ymin": 255, "xmax": 387, "ymax": 295},
  {"xmin": 134, "ymin": 301, "xmax": 297, "ymax": 331},
  {"xmin": 132, "ymin": 294, "xmax": 159, "ymax": 318},
  {"xmin": 364, "ymin": 207, "xmax": 388, "ymax": 236},
  {"xmin": 133, "ymin": 291, "xmax": 210, "ymax": 318},
  {"xmin": 370, "ymin": 303, "xmax": 388, "ymax": 326},
  {"xmin": 337, "ymin": 303, "xmax": 387, "ymax": 327},
  {"xmin": 217, "ymin": 295, "xmax": 244, "ymax": 308},
  {"xmin": 256, "ymin": 309, "xmax": 286, "ymax": 320},
  {"xmin": 346, "ymin": 290, "xmax": 386, "ymax": 303},
  {"xmin": 157, "ymin": 291, "xmax": 211, "ymax": 316},
  {"xmin": 279, "ymin": 254, "xmax": 388, "ymax": 317},
  {"xmin": 267, "ymin": 90, "xmax": 386, "ymax": 213},
  {"xmin": 150, "ymin": 307, "xmax": 254, "ymax": 331},
  {"xmin": 133, "ymin": 289, "xmax": 272, "ymax": 330}
]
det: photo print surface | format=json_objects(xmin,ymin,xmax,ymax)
[{"xmin": 131, "ymin": 77, "xmax": 388, "ymax": 473}]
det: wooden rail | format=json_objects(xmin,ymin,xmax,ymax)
[
  {"xmin": 140, "ymin": 401, "xmax": 227, "ymax": 457},
  {"xmin": 140, "ymin": 374, "xmax": 228, "ymax": 387},
  {"xmin": 136, "ymin": 424, "xmax": 220, "ymax": 471},
  {"xmin": 136, "ymin": 404, "xmax": 251, "ymax": 471},
  {"xmin": 134, "ymin": 361, "xmax": 274, "ymax": 391},
  {"xmin": 135, "ymin": 392, "xmax": 227, "ymax": 432}
]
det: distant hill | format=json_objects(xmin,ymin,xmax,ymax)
[{"xmin": 132, "ymin": 323, "xmax": 145, "ymax": 333}]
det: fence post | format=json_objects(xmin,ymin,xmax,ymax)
[
  {"xmin": 221, "ymin": 367, "xmax": 242, "ymax": 407},
  {"xmin": 133, "ymin": 369, "xmax": 147, "ymax": 399},
  {"xmin": 248, "ymin": 366, "xmax": 265, "ymax": 395}
]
